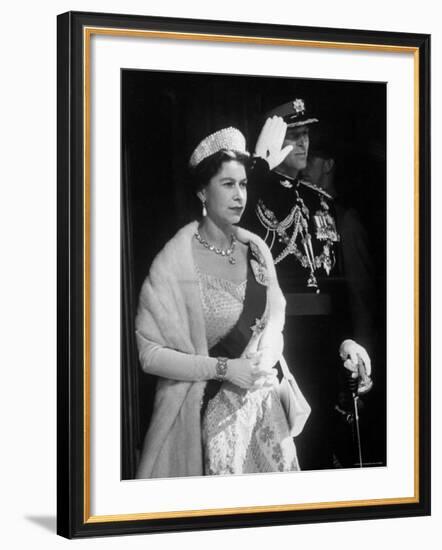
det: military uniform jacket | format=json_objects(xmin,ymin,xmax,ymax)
[{"xmin": 243, "ymin": 157, "xmax": 375, "ymax": 351}]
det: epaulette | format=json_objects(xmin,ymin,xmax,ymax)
[
  {"xmin": 298, "ymin": 178, "xmax": 333, "ymax": 200},
  {"xmin": 273, "ymin": 170, "xmax": 296, "ymax": 189}
]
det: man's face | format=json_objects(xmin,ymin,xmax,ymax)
[{"xmin": 279, "ymin": 126, "xmax": 310, "ymax": 175}]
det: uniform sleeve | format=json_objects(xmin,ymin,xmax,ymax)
[
  {"xmin": 136, "ymin": 331, "xmax": 218, "ymax": 381},
  {"xmin": 248, "ymin": 157, "xmax": 272, "ymax": 207}
]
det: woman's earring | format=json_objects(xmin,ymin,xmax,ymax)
[{"xmin": 202, "ymin": 199, "xmax": 207, "ymax": 217}]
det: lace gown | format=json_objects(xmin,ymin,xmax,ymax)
[{"xmin": 197, "ymin": 255, "xmax": 300, "ymax": 475}]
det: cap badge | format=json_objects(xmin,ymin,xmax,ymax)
[
  {"xmin": 293, "ymin": 99, "xmax": 305, "ymax": 115},
  {"xmin": 280, "ymin": 179, "xmax": 293, "ymax": 189}
]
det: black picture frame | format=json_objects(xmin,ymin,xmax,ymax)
[{"xmin": 57, "ymin": 10, "xmax": 431, "ymax": 539}]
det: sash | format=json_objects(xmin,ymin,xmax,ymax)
[{"xmin": 201, "ymin": 247, "xmax": 281, "ymax": 415}]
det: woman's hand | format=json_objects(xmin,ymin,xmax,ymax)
[
  {"xmin": 254, "ymin": 116, "xmax": 293, "ymax": 171},
  {"xmin": 225, "ymin": 357, "xmax": 272, "ymax": 390},
  {"xmin": 246, "ymin": 350, "xmax": 279, "ymax": 390},
  {"xmin": 255, "ymin": 331, "xmax": 284, "ymax": 370}
]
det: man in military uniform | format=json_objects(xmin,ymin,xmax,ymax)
[
  {"xmin": 301, "ymin": 138, "xmax": 384, "ymax": 469},
  {"xmin": 245, "ymin": 101, "xmax": 374, "ymax": 470}
]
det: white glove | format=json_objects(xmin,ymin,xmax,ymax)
[
  {"xmin": 246, "ymin": 343, "xmax": 281, "ymax": 390},
  {"xmin": 226, "ymin": 357, "xmax": 270, "ymax": 390},
  {"xmin": 254, "ymin": 116, "xmax": 293, "ymax": 170},
  {"xmin": 339, "ymin": 339, "xmax": 372, "ymax": 378}
]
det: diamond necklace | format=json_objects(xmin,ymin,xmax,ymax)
[{"xmin": 194, "ymin": 231, "xmax": 237, "ymax": 265}]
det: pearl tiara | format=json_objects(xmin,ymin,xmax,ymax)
[{"xmin": 189, "ymin": 127, "xmax": 248, "ymax": 168}]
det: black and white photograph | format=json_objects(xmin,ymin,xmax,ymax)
[
  {"xmin": 121, "ymin": 70, "xmax": 387, "ymax": 480},
  {"xmin": 1, "ymin": 0, "xmax": 438, "ymax": 546},
  {"xmin": 54, "ymin": 10, "xmax": 430, "ymax": 538}
]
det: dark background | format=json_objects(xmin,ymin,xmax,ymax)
[{"xmin": 121, "ymin": 69, "xmax": 387, "ymax": 479}]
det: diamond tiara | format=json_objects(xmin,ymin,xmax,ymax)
[{"xmin": 189, "ymin": 127, "xmax": 248, "ymax": 168}]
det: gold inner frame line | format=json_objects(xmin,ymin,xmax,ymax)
[
  {"xmin": 82, "ymin": 26, "xmax": 420, "ymax": 524},
  {"xmin": 85, "ymin": 26, "xmax": 418, "ymax": 54}
]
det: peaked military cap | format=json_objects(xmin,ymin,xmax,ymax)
[{"xmin": 265, "ymin": 98, "xmax": 319, "ymax": 128}]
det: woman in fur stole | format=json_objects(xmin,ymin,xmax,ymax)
[{"xmin": 135, "ymin": 119, "xmax": 310, "ymax": 479}]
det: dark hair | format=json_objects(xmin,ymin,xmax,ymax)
[{"xmin": 189, "ymin": 149, "xmax": 251, "ymax": 193}]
